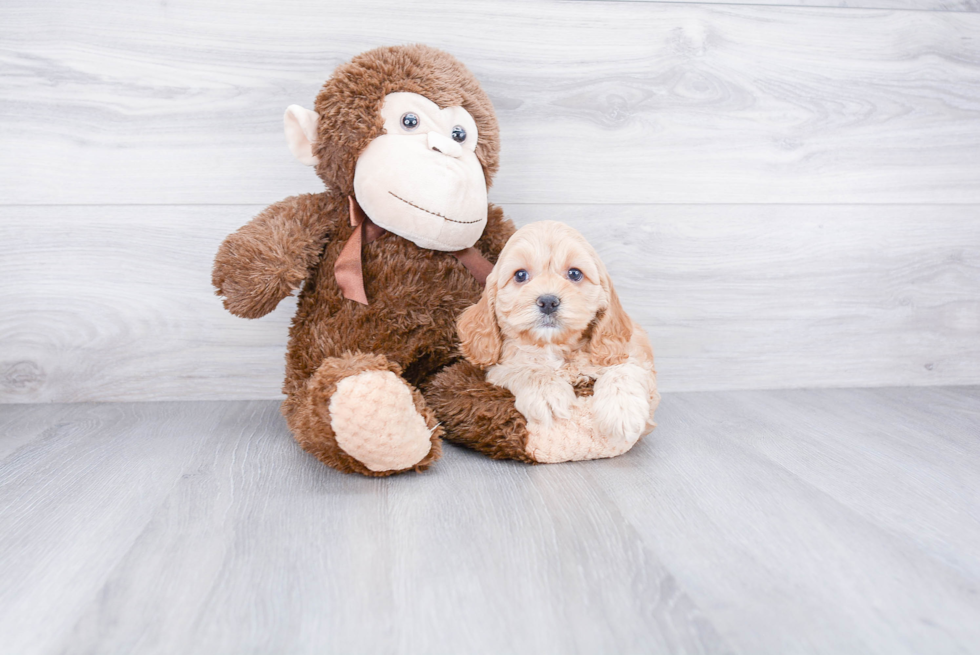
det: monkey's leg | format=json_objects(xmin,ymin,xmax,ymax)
[
  {"xmin": 284, "ymin": 352, "xmax": 442, "ymax": 477},
  {"xmin": 424, "ymin": 361, "xmax": 536, "ymax": 463}
]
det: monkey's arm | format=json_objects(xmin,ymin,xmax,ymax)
[{"xmin": 212, "ymin": 193, "xmax": 338, "ymax": 318}]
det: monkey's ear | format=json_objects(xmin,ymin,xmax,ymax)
[{"xmin": 284, "ymin": 105, "xmax": 320, "ymax": 166}]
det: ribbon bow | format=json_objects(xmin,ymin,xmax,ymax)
[{"xmin": 334, "ymin": 196, "xmax": 494, "ymax": 305}]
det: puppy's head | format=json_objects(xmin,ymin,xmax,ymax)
[{"xmin": 458, "ymin": 221, "xmax": 632, "ymax": 367}]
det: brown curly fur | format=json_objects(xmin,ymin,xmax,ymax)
[
  {"xmin": 212, "ymin": 45, "xmax": 515, "ymax": 475},
  {"xmin": 312, "ymin": 45, "xmax": 500, "ymax": 198},
  {"xmin": 423, "ymin": 361, "xmax": 535, "ymax": 463}
]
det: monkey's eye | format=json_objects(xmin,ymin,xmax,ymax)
[
  {"xmin": 451, "ymin": 125, "xmax": 467, "ymax": 143},
  {"xmin": 567, "ymin": 268, "xmax": 584, "ymax": 282},
  {"xmin": 400, "ymin": 113, "xmax": 420, "ymax": 130},
  {"xmin": 514, "ymin": 269, "xmax": 529, "ymax": 283}
]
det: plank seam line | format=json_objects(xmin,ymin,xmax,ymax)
[{"xmin": 2, "ymin": 203, "xmax": 980, "ymax": 209}]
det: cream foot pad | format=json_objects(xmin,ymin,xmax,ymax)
[{"xmin": 328, "ymin": 370, "xmax": 432, "ymax": 472}]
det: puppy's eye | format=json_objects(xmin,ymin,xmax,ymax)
[
  {"xmin": 451, "ymin": 125, "xmax": 466, "ymax": 143},
  {"xmin": 514, "ymin": 269, "xmax": 529, "ymax": 283},
  {"xmin": 401, "ymin": 112, "xmax": 420, "ymax": 130},
  {"xmin": 567, "ymin": 268, "xmax": 584, "ymax": 282}
]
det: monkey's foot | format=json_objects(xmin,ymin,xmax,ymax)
[
  {"xmin": 328, "ymin": 369, "xmax": 434, "ymax": 473},
  {"xmin": 286, "ymin": 352, "xmax": 441, "ymax": 477}
]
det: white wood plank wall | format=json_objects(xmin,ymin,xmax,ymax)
[{"xmin": 1, "ymin": 0, "xmax": 978, "ymax": 402}]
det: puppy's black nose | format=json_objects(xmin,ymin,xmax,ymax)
[{"xmin": 536, "ymin": 294, "xmax": 561, "ymax": 315}]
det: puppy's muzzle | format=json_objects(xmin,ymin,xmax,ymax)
[{"xmin": 536, "ymin": 294, "xmax": 561, "ymax": 316}]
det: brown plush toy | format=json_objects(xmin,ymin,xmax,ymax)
[{"xmin": 212, "ymin": 45, "xmax": 514, "ymax": 477}]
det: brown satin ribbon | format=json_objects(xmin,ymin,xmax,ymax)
[
  {"xmin": 452, "ymin": 245, "xmax": 493, "ymax": 285},
  {"xmin": 334, "ymin": 196, "xmax": 387, "ymax": 305},
  {"xmin": 334, "ymin": 196, "xmax": 493, "ymax": 305}
]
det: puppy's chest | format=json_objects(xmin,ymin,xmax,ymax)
[{"xmin": 529, "ymin": 348, "xmax": 602, "ymax": 394}]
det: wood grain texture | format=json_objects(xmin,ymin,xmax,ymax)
[
  {"xmin": 523, "ymin": 203, "xmax": 980, "ymax": 391},
  {"xmin": 1, "ymin": 388, "xmax": 978, "ymax": 653},
  {"xmin": 0, "ymin": 205, "xmax": 297, "ymax": 403},
  {"xmin": 601, "ymin": 0, "xmax": 980, "ymax": 13},
  {"xmin": 590, "ymin": 386, "xmax": 980, "ymax": 654},
  {"xmin": 1, "ymin": 0, "xmax": 979, "ymax": 205},
  {"xmin": 2, "ymin": 204, "xmax": 977, "ymax": 403}
]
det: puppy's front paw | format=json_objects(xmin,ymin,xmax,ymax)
[
  {"xmin": 514, "ymin": 377, "xmax": 576, "ymax": 425},
  {"xmin": 593, "ymin": 364, "xmax": 651, "ymax": 442},
  {"xmin": 544, "ymin": 377, "xmax": 576, "ymax": 421},
  {"xmin": 594, "ymin": 396, "xmax": 648, "ymax": 443}
]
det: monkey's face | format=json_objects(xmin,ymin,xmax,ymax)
[{"xmin": 352, "ymin": 93, "xmax": 488, "ymax": 252}]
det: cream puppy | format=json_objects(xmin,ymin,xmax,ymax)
[{"xmin": 457, "ymin": 221, "xmax": 659, "ymax": 459}]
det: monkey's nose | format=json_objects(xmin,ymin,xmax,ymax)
[
  {"xmin": 536, "ymin": 295, "xmax": 561, "ymax": 315},
  {"xmin": 427, "ymin": 131, "xmax": 463, "ymax": 158}
]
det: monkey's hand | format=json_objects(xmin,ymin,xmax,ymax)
[{"xmin": 212, "ymin": 194, "xmax": 333, "ymax": 318}]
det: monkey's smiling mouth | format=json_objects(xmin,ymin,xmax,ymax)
[{"xmin": 388, "ymin": 191, "xmax": 483, "ymax": 225}]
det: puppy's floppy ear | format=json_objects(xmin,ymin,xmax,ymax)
[
  {"xmin": 589, "ymin": 264, "xmax": 633, "ymax": 367},
  {"xmin": 457, "ymin": 270, "xmax": 502, "ymax": 367}
]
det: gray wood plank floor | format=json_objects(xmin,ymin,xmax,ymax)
[{"xmin": 1, "ymin": 387, "xmax": 978, "ymax": 654}]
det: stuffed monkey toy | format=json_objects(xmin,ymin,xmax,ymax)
[{"xmin": 212, "ymin": 45, "xmax": 514, "ymax": 477}]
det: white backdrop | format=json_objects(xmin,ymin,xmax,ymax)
[{"xmin": 1, "ymin": 0, "xmax": 978, "ymax": 402}]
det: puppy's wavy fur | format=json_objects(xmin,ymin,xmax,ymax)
[{"xmin": 440, "ymin": 221, "xmax": 659, "ymax": 462}]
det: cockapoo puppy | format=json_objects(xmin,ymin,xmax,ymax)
[{"xmin": 455, "ymin": 220, "xmax": 659, "ymax": 462}]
